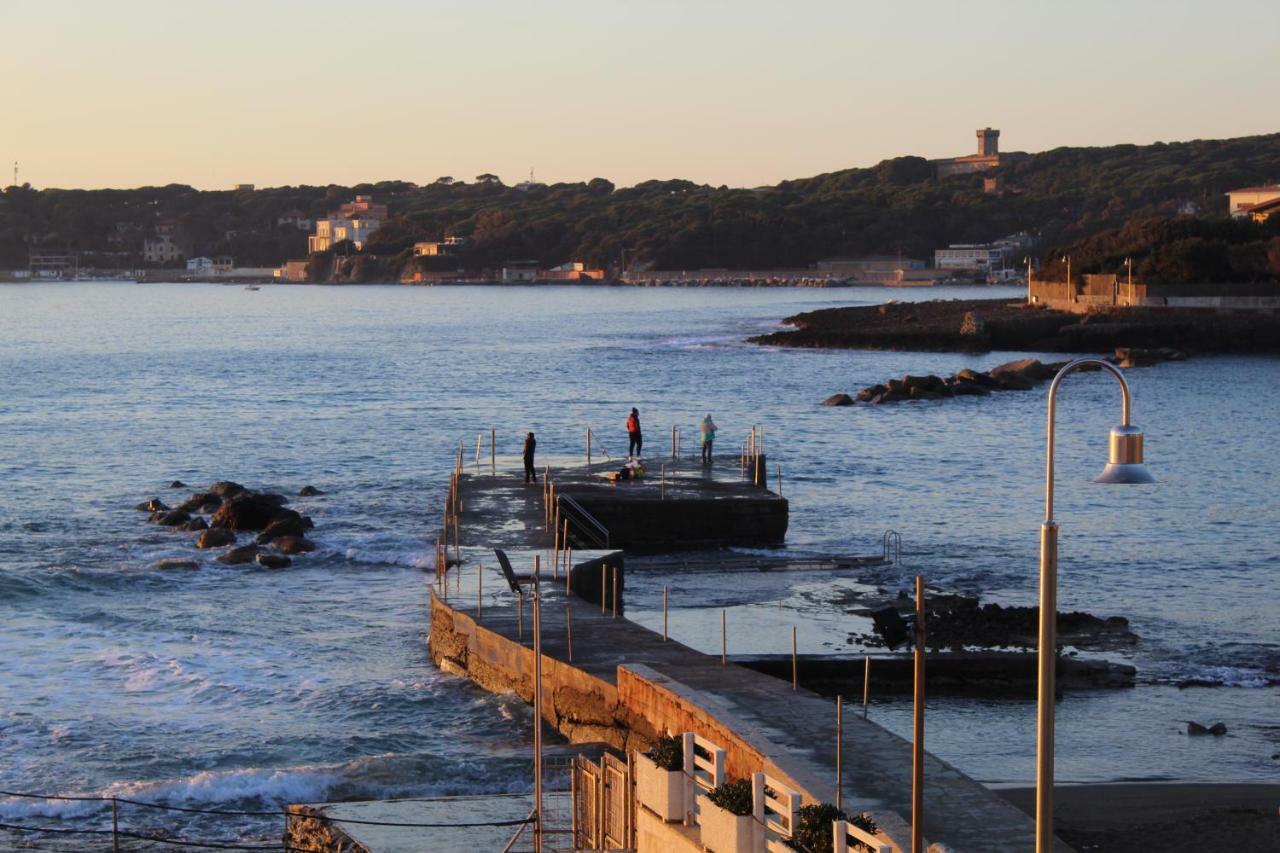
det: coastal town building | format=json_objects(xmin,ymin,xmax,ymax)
[
  {"xmin": 537, "ymin": 261, "xmax": 606, "ymax": 282},
  {"xmin": 276, "ymin": 260, "xmax": 310, "ymax": 282},
  {"xmin": 308, "ymin": 195, "xmax": 388, "ymax": 253},
  {"xmin": 1226, "ymin": 185, "xmax": 1280, "ymax": 218},
  {"xmin": 143, "ymin": 233, "xmax": 185, "ymax": 264},
  {"xmin": 1244, "ymin": 196, "xmax": 1280, "ymax": 223},
  {"xmin": 413, "ymin": 236, "xmax": 468, "ymax": 257},
  {"xmin": 185, "ymin": 256, "xmax": 233, "ymax": 274},
  {"xmin": 500, "ymin": 260, "xmax": 540, "ymax": 282},
  {"xmin": 276, "ymin": 209, "xmax": 312, "ymax": 230},
  {"xmin": 932, "ymin": 128, "xmax": 1026, "ymax": 177}
]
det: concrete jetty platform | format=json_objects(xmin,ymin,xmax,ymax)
[{"xmin": 424, "ymin": 456, "xmax": 1071, "ymax": 852}]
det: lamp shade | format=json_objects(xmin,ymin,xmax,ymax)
[{"xmin": 1094, "ymin": 424, "xmax": 1155, "ymax": 484}]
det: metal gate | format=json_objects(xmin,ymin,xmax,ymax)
[
  {"xmin": 572, "ymin": 753, "xmax": 632, "ymax": 850},
  {"xmin": 573, "ymin": 755, "xmax": 602, "ymax": 849},
  {"xmin": 601, "ymin": 753, "xmax": 631, "ymax": 849}
]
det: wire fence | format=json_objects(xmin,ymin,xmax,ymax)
[{"xmin": 0, "ymin": 788, "xmax": 537, "ymax": 852}]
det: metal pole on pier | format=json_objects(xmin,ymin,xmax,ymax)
[
  {"xmin": 863, "ymin": 656, "xmax": 871, "ymax": 719},
  {"xmin": 612, "ymin": 566, "xmax": 618, "ymax": 620},
  {"xmin": 671, "ymin": 425, "xmax": 676, "ymax": 460},
  {"xmin": 912, "ymin": 575, "xmax": 926, "ymax": 853},
  {"xmin": 490, "ymin": 428, "xmax": 496, "ymax": 476},
  {"xmin": 663, "ymin": 586, "xmax": 668, "ymax": 641},
  {"xmin": 587, "ymin": 427, "xmax": 592, "ymax": 468},
  {"xmin": 566, "ymin": 604, "xmax": 573, "ymax": 662},
  {"xmin": 532, "ymin": 576, "xmax": 543, "ymax": 853},
  {"xmin": 792, "ymin": 626, "xmax": 798, "ymax": 691},
  {"xmin": 721, "ymin": 609, "xmax": 726, "ymax": 665},
  {"xmin": 477, "ymin": 562, "xmax": 483, "ymax": 619},
  {"xmin": 836, "ymin": 696, "xmax": 843, "ymax": 812}
]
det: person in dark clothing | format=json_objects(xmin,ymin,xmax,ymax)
[
  {"xmin": 626, "ymin": 408, "xmax": 642, "ymax": 458},
  {"xmin": 523, "ymin": 432, "xmax": 537, "ymax": 483}
]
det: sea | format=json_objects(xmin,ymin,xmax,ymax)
[{"xmin": 1, "ymin": 282, "xmax": 1276, "ymax": 846}]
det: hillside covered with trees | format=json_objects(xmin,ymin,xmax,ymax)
[{"xmin": 2, "ymin": 132, "xmax": 1278, "ymax": 280}]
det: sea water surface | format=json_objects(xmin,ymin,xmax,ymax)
[{"xmin": 1, "ymin": 283, "xmax": 1276, "ymax": 843}]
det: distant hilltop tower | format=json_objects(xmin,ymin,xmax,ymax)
[
  {"xmin": 976, "ymin": 128, "xmax": 999, "ymax": 158},
  {"xmin": 933, "ymin": 128, "xmax": 1018, "ymax": 177}
]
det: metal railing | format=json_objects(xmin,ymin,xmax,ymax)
[
  {"xmin": 557, "ymin": 495, "xmax": 610, "ymax": 548},
  {"xmin": 882, "ymin": 530, "xmax": 901, "ymax": 566}
]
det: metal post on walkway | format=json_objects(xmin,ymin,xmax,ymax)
[
  {"xmin": 490, "ymin": 428, "xmax": 496, "ymax": 476},
  {"xmin": 777, "ymin": 464, "xmax": 782, "ymax": 496},
  {"xmin": 475, "ymin": 432, "xmax": 482, "ymax": 467},
  {"xmin": 663, "ymin": 586, "xmax": 668, "ymax": 640},
  {"xmin": 660, "ymin": 464, "xmax": 666, "ymax": 499},
  {"xmin": 836, "ymin": 696, "xmax": 843, "ymax": 812},
  {"xmin": 721, "ymin": 609, "xmax": 726, "ymax": 665},
  {"xmin": 792, "ymin": 626, "xmax": 798, "ymax": 691},
  {"xmin": 671, "ymin": 425, "xmax": 676, "ymax": 460},
  {"xmin": 600, "ymin": 563, "xmax": 606, "ymax": 614},
  {"xmin": 587, "ymin": 427, "xmax": 592, "ymax": 468},
  {"xmin": 612, "ymin": 567, "xmax": 618, "ymax": 620},
  {"xmin": 863, "ymin": 656, "xmax": 871, "ymax": 719},
  {"xmin": 566, "ymin": 604, "xmax": 573, "ymax": 662},
  {"xmin": 533, "ymin": 579, "xmax": 543, "ymax": 853},
  {"xmin": 912, "ymin": 575, "xmax": 926, "ymax": 853},
  {"xmin": 477, "ymin": 562, "xmax": 483, "ymax": 619}
]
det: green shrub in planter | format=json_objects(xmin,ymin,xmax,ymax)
[
  {"xmin": 646, "ymin": 734, "xmax": 684, "ymax": 772},
  {"xmin": 786, "ymin": 803, "xmax": 878, "ymax": 852},
  {"xmin": 706, "ymin": 778, "xmax": 753, "ymax": 817}
]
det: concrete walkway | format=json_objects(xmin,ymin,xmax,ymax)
[{"xmin": 435, "ymin": 459, "xmax": 1071, "ymax": 852}]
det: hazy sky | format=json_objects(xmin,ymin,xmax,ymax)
[{"xmin": 4, "ymin": 0, "xmax": 1277, "ymax": 190}]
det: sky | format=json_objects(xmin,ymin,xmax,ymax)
[{"xmin": 3, "ymin": 0, "xmax": 1278, "ymax": 191}]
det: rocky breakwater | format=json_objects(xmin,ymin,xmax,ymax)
[
  {"xmin": 824, "ymin": 348, "xmax": 1187, "ymax": 406},
  {"xmin": 753, "ymin": 298, "xmax": 1280, "ymax": 354},
  {"xmin": 134, "ymin": 480, "xmax": 324, "ymax": 569}
]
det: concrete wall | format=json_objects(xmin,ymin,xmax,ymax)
[
  {"xmin": 429, "ymin": 592, "xmax": 654, "ymax": 751},
  {"xmin": 1030, "ymin": 278, "xmax": 1280, "ymax": 313},
  {"xmin": 571, "ymin": 493, "xmax": 788, "ymax": 548},
  {"xmin": 568, "ymin": 553, "xmax": 625, "ymax": 613}
]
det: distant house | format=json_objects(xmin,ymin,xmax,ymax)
[
  {"xmin": 1244, "ymin": 196, "xmax": 1280, "ymax": 223},
  {"xmin": 276, "ymin": 260, "xmax": 310, "ymax": 282},
  {"xmin": 144, "ymin": 233, "xmax": 185, "ymax": 264},
  {"xmin": 413, "ymin": 236, "xmax": 467, "ymax": 257},
  {"xmin": 186, "ymin": 256, "xmax": 234, "ymax": 275},
  {"xmin": 537, "ymin": 261, "xmax": 606, "ymax": 282},
  {"xmin": 277, "ymin": 209, "xmax": 312, "ymax": 230},
  {"xmin": 308, "ymin": 195, "xmax": 388, "ymax": 253},
  {"xmin": 500, "ymin": 261, "xmax": 540, "ymax": 282},
  {"xmin": 934, "ymin": 244, "xmax": 1008, "ymax": 272},
  {"xmin": 1226, "ymin": 185, "xmax": 1280, "ymax": 218}
]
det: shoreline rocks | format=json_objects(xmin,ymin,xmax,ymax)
[
  {"xmin": 135, "ymin": 480, "xmax": 325, "ymax": 570},
  {"xmin": 829, "ymin": 348, "xmax": 1190, "ymax": 407}
]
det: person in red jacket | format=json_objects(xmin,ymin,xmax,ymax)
[{"xmin": 626, "ymin": 408, "xmax": 643, "ymax": 458}]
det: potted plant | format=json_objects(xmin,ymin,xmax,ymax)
[
  {"xmin": 786, "ymin": 803, "xmax": 879, "ymax": 853},
  {"xmin": 699, "ymin": 777, "xmax": 756, "ymax": 853},
  {"xmin": 635, "ymin": 734, "xmax": 685, "ymax": 821}
]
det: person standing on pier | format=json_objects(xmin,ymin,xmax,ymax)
[
  {"xmin": 626, "ymin": 408, "xmax": 643, "ymax": 458},
  {"xmin": 523, "ymin": 432, "xmax": 537, "ymax": 483},
  {"xmin": 700, "ymin": 413, "xmax": 717, "ymax": 465}
]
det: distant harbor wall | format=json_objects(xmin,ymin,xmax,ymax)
[{"xmin": 1030, "ymin": 277, "xmax": 1280, "ymax": 313}]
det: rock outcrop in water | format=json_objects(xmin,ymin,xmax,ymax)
[
  {"xmin": 134, "ymin": 481, "xmax": 323, "ymax": 569},
  {"xmin": 831, "ymin": 348, "xmax": 1189, "ymax": 406}
]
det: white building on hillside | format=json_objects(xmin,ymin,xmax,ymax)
[{"xmin": 1226, "ymin": 185, "xmax": 1280, "ymax": 218}]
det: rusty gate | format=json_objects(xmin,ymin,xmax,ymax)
[{"xmin": 572, "ymin": 752, "xmax": 632, "ymax": 849}]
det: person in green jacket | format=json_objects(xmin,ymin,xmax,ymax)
[{"xmin": 700, "ymin": 414, "xmax": 717, "ymax": 465}]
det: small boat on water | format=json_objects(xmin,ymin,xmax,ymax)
[{"xmin": 244, "ymin": 285, "xmax": 261, "ymax": 291}]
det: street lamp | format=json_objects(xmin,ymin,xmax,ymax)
[{"xmin": 1036, "ymin": 358, "xmax": 1154, "ymax": 853}]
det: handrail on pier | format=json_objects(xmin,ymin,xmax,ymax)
[
  {"xmin": 556, "ymin": 494, "xmax": 610, "ymax": 549},
  {"xmin": 882, "ymin": 530, "xmax": 902, "ymax": 566}
]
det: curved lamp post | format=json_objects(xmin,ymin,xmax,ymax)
[{"xmin": 1037, "ymin": 357, "xmax": 1154, "ymax": 853}]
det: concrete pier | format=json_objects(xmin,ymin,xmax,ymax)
[{"xmin": 425, "ymin": 457, "xmax": 1071, "ymax": 852}]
